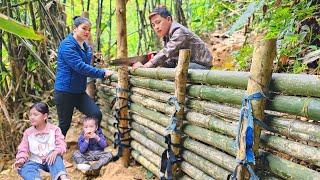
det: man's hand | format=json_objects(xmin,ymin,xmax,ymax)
[
  {"xmin": 143, "ymin": 61, "xmax": 154, "ymax": 68},
  {"xmin": 132, "ymin": 62, "xmax": 143, "ymax": 68},
  {"xmin": 46, "ymin": 150, "xmax": 59, "ymax": 166}
]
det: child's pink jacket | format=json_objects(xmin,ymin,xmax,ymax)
[{"xmin": 15, "ymin": 123, "xmax": 66, "ymax": 164}]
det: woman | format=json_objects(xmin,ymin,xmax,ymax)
[{"xmin": 54, "ymin": 16, "xmax": 113, "ymax": 137}]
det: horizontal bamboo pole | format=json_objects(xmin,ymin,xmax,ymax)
[
  {"xmin": 131, "ymin": 114, "xmax": 167, "ymax": 135},
  {"xmin": 183, "ymin": 138, "xmax": 236, "ymax": 172},
  {"xmin": 131, "ymin": 122, "xmax": 167, "ymax": 147},
  {"xmin": 127, "ymin": 77, "xmax": 320, "ymax": 121},
  {"xmin": 129, "ymin": 68, "xmax": 320, "ymax": 97},
  {"xmin": 130, "ymin": 94, "xmax": 175, "ymax": 115},
  {"xmin": 131, "ymin": 118, "xmax": 237, "ymax": 172},
  {"xmin": 184, "ymin": 124, "xmax": 320, "ymax": 179},
  {"xmin": 130, "ymin": 88, "xmax": 320, "ymax": 143},
  {"xmin": 131, "ymin": 87, "xmax": 173, "ymax": 102},
  {"xmin": 182, "ymin": 150, "xmax": 230, "ymax": 180},
  {"xmin": 131, "ymin": 150, "xmax": 160, "ymax": 178},
  {"xmin": 131, "ymin": 138, "xmax": 213, "ymax": 180},
  {"xmin": 131, "ymin": 129, "xmax": 223, "ymax": 179},
  {"xmin": 131, "ymin": 96, "xmax": 320, "ymax": 165},
  {"xmin": 180, "ymin": 161, "xmax": 215, "ymax": 180},
  {"xmin": 130, "ymin": 103, "xmax": 170, "ymax": 127}
]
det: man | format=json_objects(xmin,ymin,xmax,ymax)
[{"xmin": 134, "ymin": 6, "xmax": 213, "ymax": 69}]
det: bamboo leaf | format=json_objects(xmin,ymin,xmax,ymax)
[
  {"xmin": 226, "ymin": 0, "xmax": 265, "ymax": 35},
  {"xmin": 0, "ymin": 13, "xmax": 44, "ymax": 40}
]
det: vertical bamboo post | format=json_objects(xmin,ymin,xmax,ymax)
[
  {"xmin": 116, "ymin": 0, "xmax": 129, "ymax": 167},
  {"xmin": 172, "ymin": 49, "xmax": 190, "ymax": 176},
  {"xmin": 237, "ymin": 35, "xmax": 276, "ymax": 179}
]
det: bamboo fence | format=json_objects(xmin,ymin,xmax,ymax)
[{"xmin": 96, "ymin": 67, "xmax": 320, "ymax": 180}]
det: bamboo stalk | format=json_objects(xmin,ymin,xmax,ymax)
[
  {"xmin": 131, "ymin": 130, "xmax": 220, "ymax": 179},
  {"xmin": 132, "ymin": 114, "xmax": 167, "ymax": 135},
  {"xmin": 131, "ymin": 140, "xmax": 161, "ymax": 167},
  {"xmin": 131, "ymin": 122, "xmax": 166, "ymax": 147},
  {"xmin": 130, "ymin": 94, "xmax": 175, "ymax": 115},
  {"xmin": 131, "ymin": 87, "xmax": 173, "ymax": 102},
  {"xmin": 130, "ymin": 95, "xmax": 320, "ymax": 165},
  {"xmin": 132, "ymin": 124, "xmax": 237, "ymax": 174},
  {"xmin": 131, "ymin": 150, "xmax": 160, "ymax": 178},
  {"xmin": 186, "ymin": 99, "xmax": 320, "ymax": 144},
  {"xmin": 132, "ymin": 147, "xmax": 212, "ymax": 180},
  {"xmin": 183, "ymin": 124, "xmax": 320, "ymax": 179},
  {"xmin": 130, "ymin": 103, "xmax": 170, "ymax": 127},
  {"xmin": 129, "ymin": 68, "xmax": 320, "ymax": 98},
  {"xmin": 128, "ymin": 77, "xmax": 320, "ymax": 121},
  {"xmin": 183, "ymin": 138, "xmax": 236, "ymax": 172},
  {"xmin": 182, "ymin": 150, "xmax": 230, "ymax": 180},
  {"xmin": 180, "ymin": 162, "xmax": 214, "ymax": 180}
]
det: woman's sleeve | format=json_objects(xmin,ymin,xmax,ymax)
[{"xmin": 60, "ymin": 42, "xmax": 107, "ymax": 78}]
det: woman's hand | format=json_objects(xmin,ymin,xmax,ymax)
[
  {"xmin": 105, "ymin": 70, "xmax": 113, "ymax": 78},
  {"xmin": 46, "ymin": 150, "xmax": 59, "ymax": 166}
]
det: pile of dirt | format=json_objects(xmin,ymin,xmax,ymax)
[{"xmin": 203, "ymin": 31, "xmax": 246, "ymax": 70}]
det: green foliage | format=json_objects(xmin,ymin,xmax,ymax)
[
  {"xmin": 233, "ymin": 44, "xmax": 253, "ymax": 70},
  {"xmin": 292, "ymin": 60, "xmax": 308, "ymax": 74},
  {"xmin": 226, "ymin": 0, "xmax": 265, "ymax": 35},
  {"xmin": 186, "ymin": 0, "xmax": 237, "ymax": 34},
  {"xmin": 226, "ymin": 0, "xmax": 319, "ymax": 73},
  {"xmin": 0, "ymin": 13, "xmax": 44, "ymax": 40}
]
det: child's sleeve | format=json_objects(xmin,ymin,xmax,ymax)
[
  {"xmin": 54, "ymin": 127, "xmax": 67, "ymax": 155},
  {"xmin": 15, "ymin": 131, "xmax": 30, "ymax": 163},
  {"xmin": 78, "ymin": 133, "xmax": 89, "ymax": 153}
]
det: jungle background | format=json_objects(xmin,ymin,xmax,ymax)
[{"xmin": 0, "ymin": 0, "xmax": 319, "ymax": 179}]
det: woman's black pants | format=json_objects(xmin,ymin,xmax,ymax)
[{"xmin": 54, "ymin": 91, "xmax": 102, "ymax": 137}]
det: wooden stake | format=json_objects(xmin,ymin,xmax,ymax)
[
  {"xmin": 236, "ymin": 36, "xmax": 276, "ymax": 179},
  {"xmin": 117, "ymin": 67, "xmax": 130, "ymax": 167},
  {"xmin": 115, "ymin": 0, "xmax": 129, "ymax": 167},
  {"xmin": 171, "ymin": 49, "xmax": 190, "ymax": 177}
]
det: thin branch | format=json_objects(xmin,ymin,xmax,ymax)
[{"xmin": 18, "ymin": 37, "xmax": 56, "ymax": 80}]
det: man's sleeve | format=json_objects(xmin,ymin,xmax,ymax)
[{"xmin": 150, "ymin": 28, "xmax": 188, "ymax": 67}]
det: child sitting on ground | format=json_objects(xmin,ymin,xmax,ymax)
[
  {"xmin": 14, "ymin": 102, "xmax": 70, "ymax": 180},
  {"xmin": 73, "ymin": 116, "xmax": 113, "ymax": 174}
]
